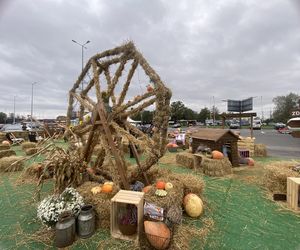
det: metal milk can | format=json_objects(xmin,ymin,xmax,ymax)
[
  {"xmin": 54, "ymin": 212, "xmax": 75, "ymax": 248},
  {"xmin": 77, "ymin": 205, "xmax": 95, "ymax": 238}
]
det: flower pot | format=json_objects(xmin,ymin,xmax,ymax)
[{"xmin": 118, "ymin": 223, "xmax": 137, "ymax": 235}]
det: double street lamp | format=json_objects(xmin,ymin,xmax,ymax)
[{"xmin": 72, "ymin": 40, "xmax": 90, "ymax": 90}]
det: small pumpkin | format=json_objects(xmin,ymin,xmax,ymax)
[
  {"xmin": 2, "ymin": 140, "xmax": 10, "ymax": 145},
  {"xmin": 102, "ymin": 184, "xmax": 113, "ymax": 193},
  {"xmin": 142, "ymin": 185, "xmax": 152, "ymax": 193},
  {"xmin": 104, "ymin": 181, "xmax": 114, "ymax": 186},
  {"xmin": 156, "ymin": 181, "xmax": 166, "ymax": 190},
  {"xmin": 212, "ymin": 150, "xmax": 224, "ymax": 159},
  {"xmin": 247, "ymin": 157, "xmax": 255, "ymax": 166},
  {"xmin": 144, "ymin": 221, "xmax": 171, "ymax": 249},
  {"xmin": 155, "ymin": 189, "xmax": 167, "ymax": 197},
  {"xmin": 146, "ymin": 84, "xmax": 154, "ymax": 92},
  {"xmin": 183, "ymin": 193, "xmax": 204, "ymax": 218},
  {"xmin": 165, "ymin": 182, "xmax": 173, "ymax": 191},
  {"xmin": 91, "ymin": 186, "xmax": 102, "ymax": 195}
]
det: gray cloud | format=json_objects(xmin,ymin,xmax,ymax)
[{"xmin": 0, "ymin": 0, "xmax": 299, "ymax": 119}]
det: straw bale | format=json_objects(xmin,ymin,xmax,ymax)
[
  {"xmin": 21, "ymin": 142, "xmax": 37, "ymax": 150},
  {"xmin": 0, "ymin": 144, "xmax": 10, "ymax": 151},
  {"xmin": 0, "ymin": 156, "xmax": 24, "ymax": 172},
  {"xmin": 25, "ymin": 147, "xmax": 38, "ymax": 156},
  {"xmin": 201, "ymin": 156, "xmax": 232, "ymax": 177},
  {"xmin": 76, "ymin": 181, "xmax": 120, "ymax": 228},
  {"xmin": 264, "ymin": 161, "xmax": 300, "ymax": 194},
  {"xmin": 0, "ymin": 149, "xmax": 16, "ymax": 159},
  {"xmin": 176, "ymin": 152, "xmax": 195, "ymax": 169},
  {"xmin": 254, "ymin": 144, "xmax": 267, "ymax": 157}
]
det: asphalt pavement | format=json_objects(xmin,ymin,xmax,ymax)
[{"xmin": 239, "ymin": 129, "xmax": 300, "ymax": 159}]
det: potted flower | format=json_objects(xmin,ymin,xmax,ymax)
[{"xmin": 118, "ymin": 204, "xmax": 137, "ymax": 235}]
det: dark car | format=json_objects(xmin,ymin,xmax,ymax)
[{"xmin": 274, "ymin": 123, "xmax": 286, "ymax": 130}]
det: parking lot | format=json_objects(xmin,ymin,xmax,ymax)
[{"xmin": 239, "ymin": 128, "xmax": 300, "ymax": 159}]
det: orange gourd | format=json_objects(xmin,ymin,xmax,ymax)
[
  {"xmin": 156, "ymin": 181, "xmax": 166, "ymax": 190},
  {"xmin": 102, "ymin": 184, "xmax": 113, "ymax": 193},
  {"xmin": 247, "ymin": 157, "xmax": 255, "ymax": 166},
  {"xmin": 142, "ymin": 185, "xmax": 152, "ymax": 193},
  {"xmin": 212, "ymin": 150, "xmax": 224, "ymax": 159},
  {"xmin": 144, "ymin": 221, "xmax": 170, "ymax": 249}
]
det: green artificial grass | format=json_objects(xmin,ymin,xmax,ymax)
[{"xmin": 1, "ymin": 145, "xmax": 300, "ymax": 249}]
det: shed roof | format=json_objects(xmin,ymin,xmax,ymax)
[{"xmin": 190, "ymin": 128, "xmax": 239, "ymax": 142}]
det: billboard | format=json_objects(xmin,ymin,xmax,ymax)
[{"xmin": 227, "ymin": 97, "xmax": 253, "ymax": 112}]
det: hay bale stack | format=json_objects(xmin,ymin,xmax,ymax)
[
  {"xmin": 264, "ymin": 161, "xmax": 300, "ymax": 194},
  {"xmin": 21, "ymin": 142, "xmax": 37, "ymax": 150},
  {"xmin": 0, "ymin": 144, "xmax": 10, "ymax": 151},
  {"xmin": 201, "ymin": 156, "xmax": 232, "ymax": 177},
  {"xmin": 0, "ymin": 149, "xmax": 16, "ymax": 159},
  {"xmin": 176, "ymin": 152, "xmax": 195, "ymax": 169},
  {"xmin": 238, "ymin": 137, "xmax": 254, "ymax": 157},
  {"xmin": 25, "ymin": 147, "xmax": 38, "ymax": 156},
  {"xmin": 76, "ymin": 181, "xmax": 120, "ymax": 229},
  {"xmin": 0, "ymin": 132, "xmax": 7, "ymax": 141},
  {"xmin": 254, "ymin": 144, "xmax": 267, "ymax": 157},
  {"xmin": 0, "ymin": 156, "xmax": 24, "ymax": 172}
]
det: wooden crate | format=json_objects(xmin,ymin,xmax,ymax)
[
  {"xmin": 287, "ymin": 177, "xmax": 300, "ymax": 211},
  {"xmin": 111, "ymin": 190, "xmax": 144, "ymax": 241}
]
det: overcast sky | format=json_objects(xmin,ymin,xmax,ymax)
[{"xmin": 0, "ymin": 0, "xmax": 300, "ymax": 119}]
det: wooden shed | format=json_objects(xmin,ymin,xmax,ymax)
[{"xmin": 190, "ymin": 128, "xmax": 240, "ymax": 167}]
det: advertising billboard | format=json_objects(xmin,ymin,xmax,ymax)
[{"xmin": 227, "ymin": 97, "xmax": 253, "ymax": 112}]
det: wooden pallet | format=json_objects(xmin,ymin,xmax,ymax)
[
  {"xmin": 111, "ymin": 190, "xmax": 144, "ymax": 241},
  {"xmin": 287, "ymin": 177, "xmax": 300, "ymax": 211}
]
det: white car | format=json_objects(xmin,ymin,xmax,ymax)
[{"xmin": 252, "ymin": 121, "xmax": 262, "ymax": 130}]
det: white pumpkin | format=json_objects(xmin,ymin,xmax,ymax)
[
  {"xmin": 91, "ymin": 186, "xmax": 102, "ymax": 195},
  {"xmin": 165, "ymin": 182, "xmax": 173, "ymax": 191},
  {"xmin": 183, "ymin": 193, "xmax": 204, "ymax": 217}
]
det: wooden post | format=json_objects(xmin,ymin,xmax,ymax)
[{"xmin": 96, "ymin": 102, "xmax": 130, "ymax": 189}]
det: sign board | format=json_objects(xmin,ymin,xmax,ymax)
[
  {"xmin": 227, "ymin": 97, "xmax": 253, "ymax": 112},
  {"xmin": 290, "ymin": 109, "xmax": 300, "ymax": 117}
]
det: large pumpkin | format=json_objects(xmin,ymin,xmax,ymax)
[
  {"xmin": 212, "ymin": 150, "xmax": 224, "ymax": 159},
  {"xmin": 144, "ymin": 221, "xmax": 171, "ymax": 249},
  {"xmin": 183, "ymin": 193, "xmax": 204, "ymax": 217}
]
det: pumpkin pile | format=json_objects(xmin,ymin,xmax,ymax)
[
  {"xmin": 166, "ymin": 142, "xmax": 179, "ymax": 152},
  {"xmin": 90, "ymin": 181, "xmax": 114, "ymax": 195}
]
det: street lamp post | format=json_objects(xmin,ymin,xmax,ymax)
[
  {"xmin": 72, "ymin": 40, "xmax": 90, "ymax": 90},
  {"xmin": 13, "ymin": 95, "xmax": 16, "ymax": 124},
  {"xmin": 31, "ymin": 82, "xmax": 37, "ymax": 129}
]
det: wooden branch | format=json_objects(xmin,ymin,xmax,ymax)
[
  {"xmin": 120, "ymin": 98, "xmax": 156, "ymax": 118},
  {"xmin": 71, "ymin": 92, "xmax": 94, "ymax": 112}
]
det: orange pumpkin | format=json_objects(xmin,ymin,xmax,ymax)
[
  {"xmin": 147, "ymin": 84, "xmax": 154, "ymax": 92},
  {"xmin": 212, "ymin": 150, "xmax": 224, "ymax": 159},
  {"xmin": 142, "ymin": 185, "xmax": 152, "ymax": 193},
  {"xmin": 247, "ymin": 157, "xmax": 255, "ymax": 166},
  {"xmin": 156, "ymin": 181, "xmax": 166, "ymax": 190},
  {"xmin": 102, "ymin": 184, "xmax": 113, "ymax": 193},
  {"xmin": 144, "ymin": 221, "xmax": 170, "ymax": 249}
]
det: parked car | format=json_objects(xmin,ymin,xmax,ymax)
[
  {"xmin": 230, "ymin": 122, "xmax": 240, "ymax": 129},
  {"xmin": 172, "ymin": 123, "xmax": 181, "ymax": 128},
  {"xmin": 252, "ymin": 121, "xmax": 262, "ymax": 130},
  {"xmin": 278, "ymin": 127, "xmax": 291, "ymax": 134},
  {"xmin": 274, "ymin": 123, "xmax": 286, "ymax": 130}
]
